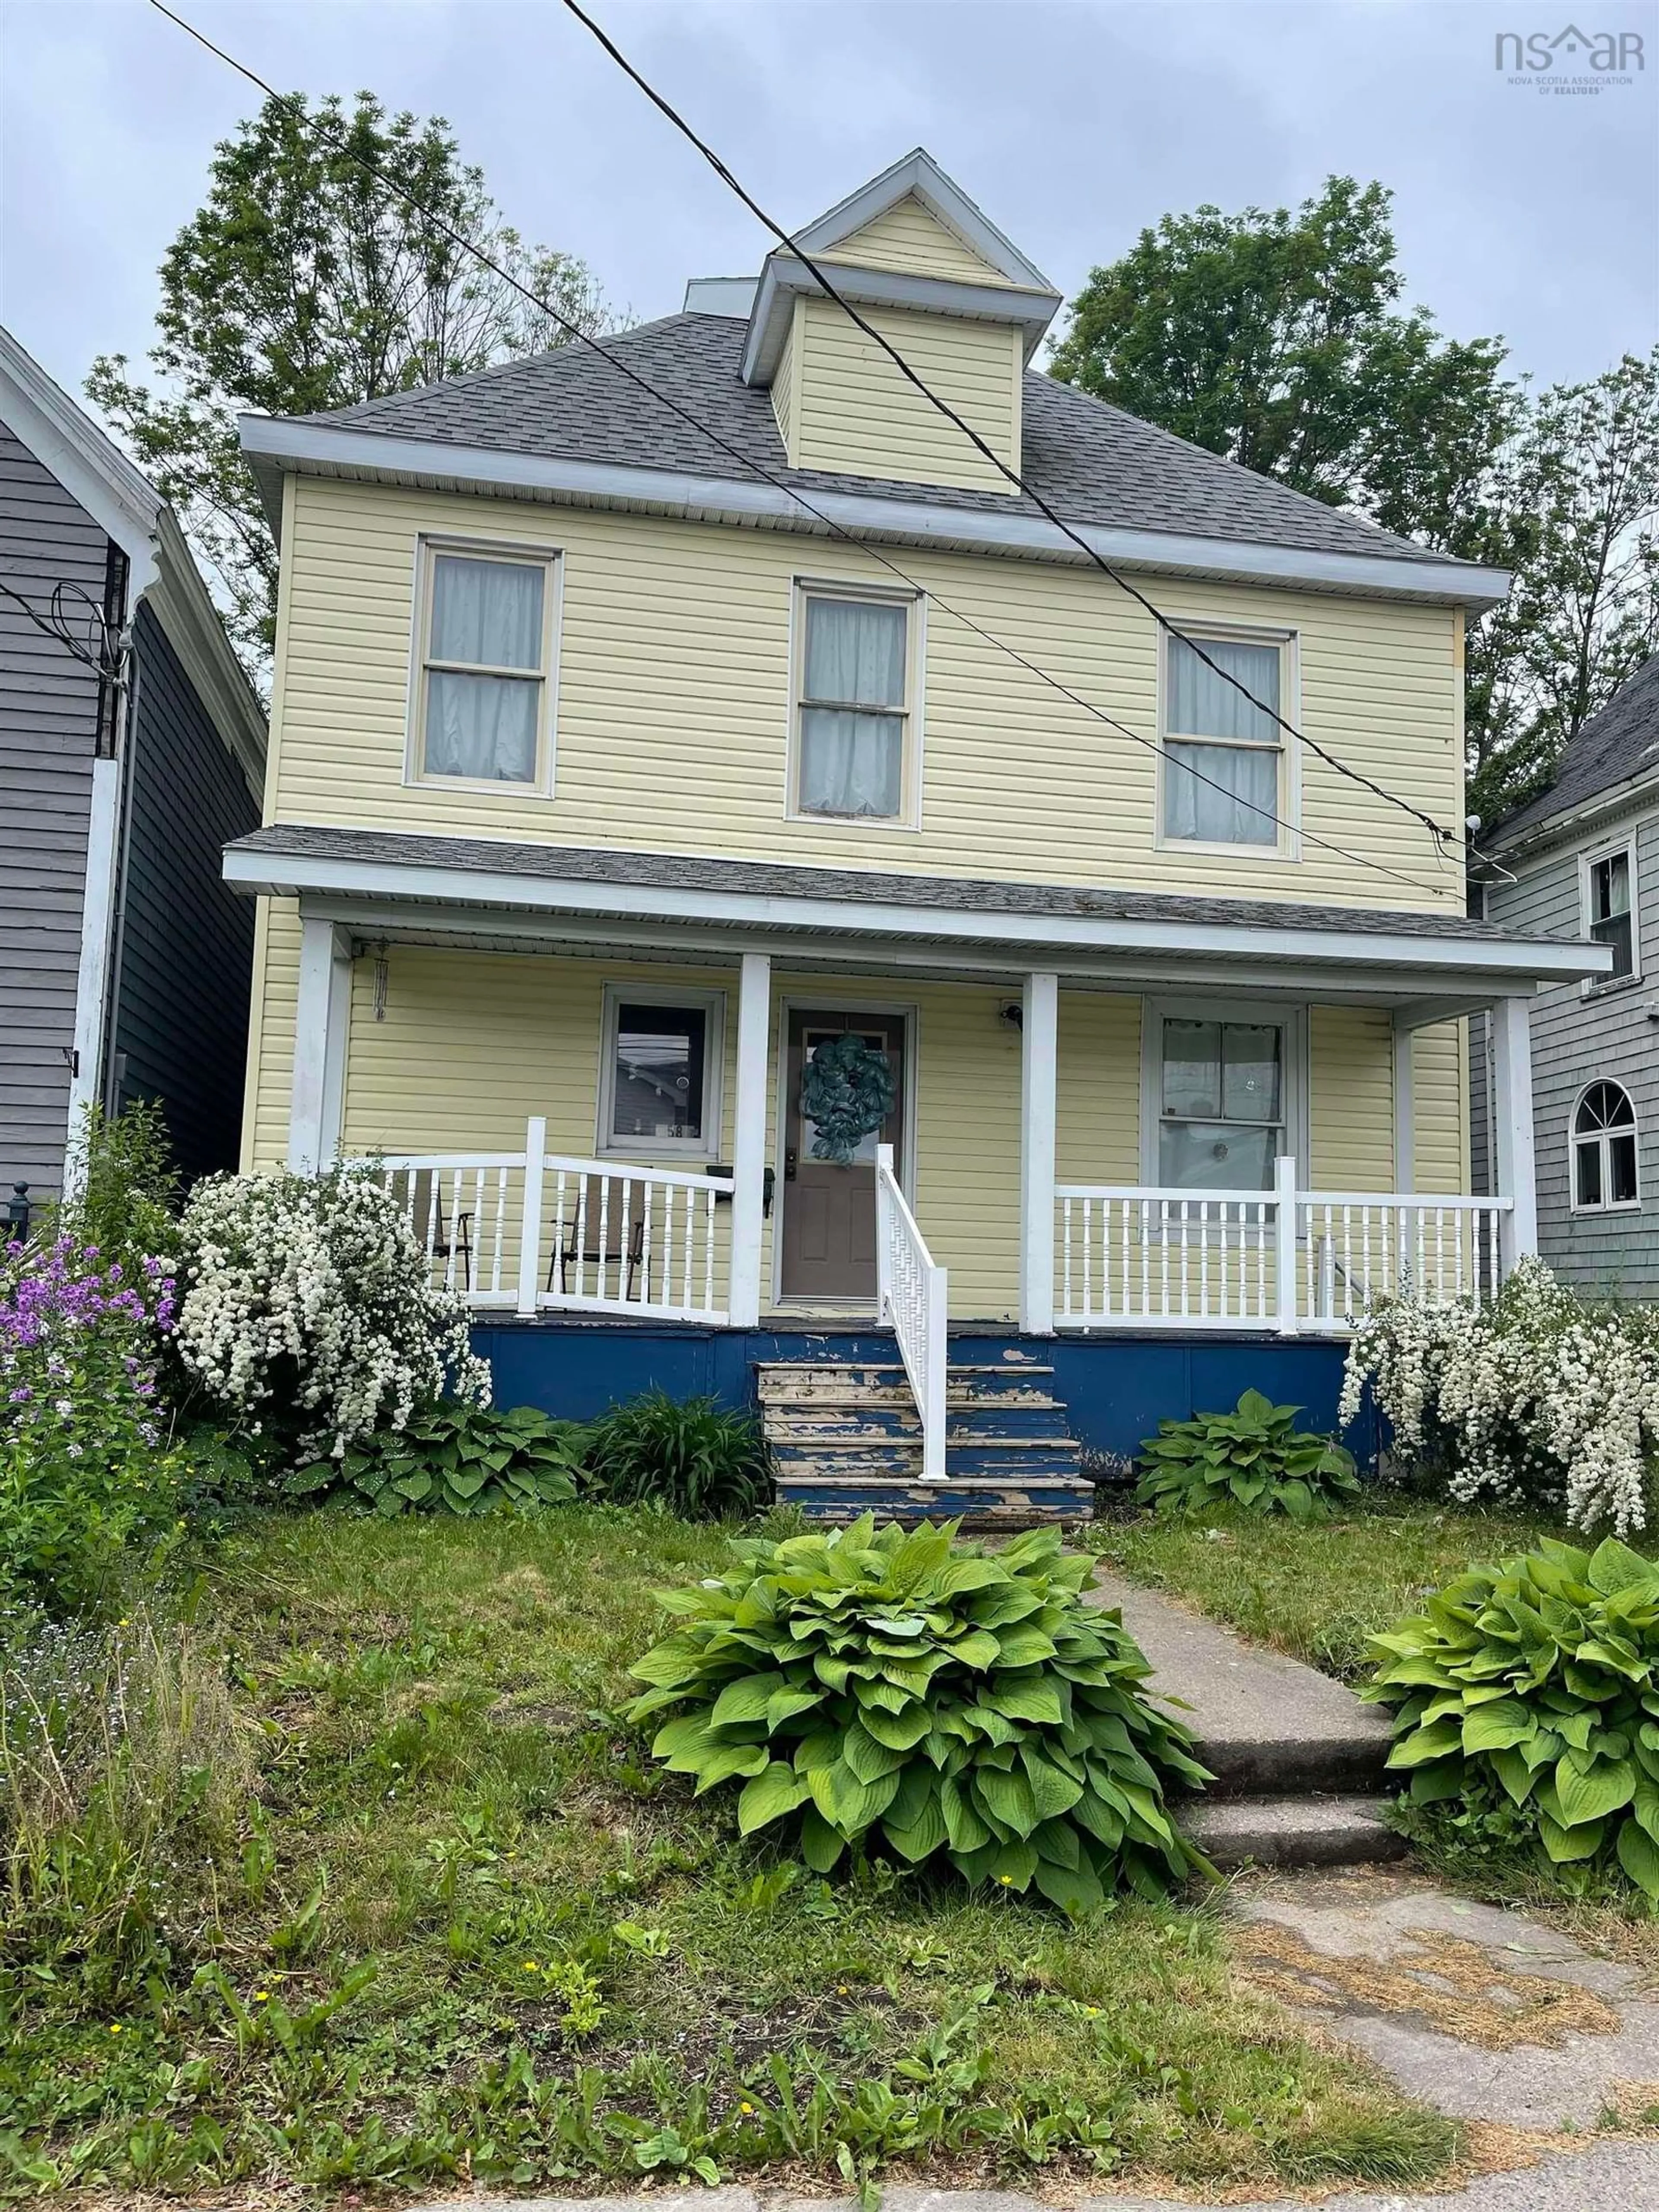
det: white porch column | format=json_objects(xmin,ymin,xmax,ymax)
[
  {"xmin": 1490, "ymin": 993, "xmax": 1538, "ymax": 1267},
  {"xmin": 729, "ymin": 951, "xmax": 772, "ymax": 1328},
  {"xmin": 289, "ymin": 917, "xmax": 353, "ymax": 1171},
  {"xmin": 1391, "ymin": 1014, "xmax": 1415, "ymax": 1191},
  {"xmin": 1019, "ymin": 971, "xmax": 1059, "ymax": 1334}
]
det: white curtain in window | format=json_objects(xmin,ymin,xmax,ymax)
[
  {"xmin": 800, "ymin": 598, "xmax": 907, "ymax": 817},
  {"xmin": 1168, "ymin": 636, "xmax": 1280, "ymax": 740},
  {"xmin": 426, "ymin": 671, "xmax": 540, "ymax": 781},
  {"xmin": 805, "ymin": 597, "xmax": 906, "ymax": 707},
  {"xmin": 800, "ymin": 711, "xmax": 903, "ymax": 816},
  {"xmin": 431, "ymin": 556, "xmax": 544, "ymax": 669},
  {"xmin": 1164, "ymin": 739, "xmax": 1278, "ymax": 844}
]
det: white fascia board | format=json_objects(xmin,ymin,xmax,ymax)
[
  {"xmin": 296, "ymin": 893, "xmax": 1557, "ymax": 1005},
  {"xmin": 222, "ymin": 842, "xmax": 1609, "ymax": 986},
  {"xmin": 0, "ymin": 324, "xmax": 161, "ymax": 593},
  {"xmin": 791, "ymin": 150, "xmax": 1055, "ymax": 294},
  {"xmin": 741, "ymin": 257, "xmax": 1059, "ymax": 382},
  {"xmin": 238, "ymin": 416, "xmax": 1512, "ymax": 610}
]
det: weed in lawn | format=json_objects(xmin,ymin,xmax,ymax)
[{"xmin": 0, "ymin": 1507, "xmax": 1459, "ymax": 2197}]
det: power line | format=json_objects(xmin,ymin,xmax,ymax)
[
  {"xmin": 557, "ymin": 0, "xmax": 1481, "ymax": 869},
  {"xmin": 144, "ymin": 0, "xmax": 1458, "ymax": 901}
]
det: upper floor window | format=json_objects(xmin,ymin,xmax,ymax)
[
  {"xmin": 1572, "ymin": 1080, "xmax": 1639, "ymax": 1211},
  {"xmin": 1583, "ymin": 843, "xmax": 1636, "ymax": 984},
  {"xmin": 792, "ymin": 586, "xmax": 918, "ymax": 823},
  {"xmin": 413, "ymin": 544, "xmax": 558, "ymax": 788},
  {"xmin": 1161, "ymin": 632, "xmax": 1289, "ymax": 850}
]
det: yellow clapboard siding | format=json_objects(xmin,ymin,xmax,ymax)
[
  {"xmin": 771, "ymin": 300, "xmax": 798, "ymax": 458},
  {"xmin": 1056, "ymin": 993, "xmax": 1141, "ymax": 1183},
  {"xmin": 270, "ymin": 475, "xmax": 1467, "ymax": 917},
  {"xmin": 1413, "ymin": 1021, "xmax": 1470, "ymax": 1194},
  {"xmin": 248, "ymin": 898, "xmax": 301, "ymax": 1170},
  {"xmin": 791, "ymin": 297, "xmax": 1021, "ymax": 491},
  {"xmin": 819, "ymin": 194, "xmax": 1015, "ymax": 286},
  {"xmin": 1309, "ymin": 1006, "xmax": 1395, "ymax": 1188}
]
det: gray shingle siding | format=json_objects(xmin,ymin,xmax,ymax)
[
  {"xmin": 111, "ymin": 605, "xmax": 259, "ymax": 1184},
  {"xmin": 0, "ymin": 418, "xmax": 105, "ymax": 1200},
  {"xmin": 1475, "ymin": 814, "xmax": 1659, "ymax": 1299}
]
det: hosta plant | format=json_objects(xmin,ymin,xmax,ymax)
[
  {"xmin": 627, "ymin": 1516, "xmax": 1211, "ymax": 1912},
  {"xmin": 286, "ymin": 1400, "xmax": 584, "ymax": 1517},
  {"xmin": 1136, "ymin": 1388, "xmax": 1360, "ymax": 1521},
  {"xmin": 1364, "ymin": 1536, "xmax": 1659, "ymax": 1900}
]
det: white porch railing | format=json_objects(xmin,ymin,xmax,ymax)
[
  {"xmin": 370, "ymin": 1117, "xmax": 734, "ymax": 1324},
  {"xmin": 1055, "ymin": 1156, "xmax": 1512, "ymax": 1334},
  {"xmin": 875, "ymin": 1142, "xmax": 948, "ymax": 1482}
]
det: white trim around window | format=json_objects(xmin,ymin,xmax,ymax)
[
  {"xmin": 1153, "ymin": 624, "xmax": 1300, "ymax": 860},
  {"xmin": 785, "ymin": 576, "xmax": 925, "ymax": 831},
  {"xmin": 597, "ymin": 982, "xmax": 727, "ymax": 1161},
  {"xmin": 1579, "ymin": 836, "xmax": 1640, "ymax": 994},
  {"xmin": 1138, "ymin": 996, "xmax": 1308, "ymax": 1191},
  {"xmin": 1569, "ymin": 1078, "xmax": 1641, "ymax": 1213},
  {"xmin": 406, "ymin": 533, "xmax": 562, "ymax": 795}
]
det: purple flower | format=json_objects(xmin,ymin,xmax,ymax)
[{"xmin": 8, "ymin": 1387, "xmax": 29, "ymax": 1404}]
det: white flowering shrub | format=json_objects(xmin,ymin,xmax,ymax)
[
  {"xmin": 1340, "ymin": 1256, "xmax": 1659, "ymax": 1536},
  {"xmin": 173, "ymin": 1166, "xmax": 489, "ymax": 1460}
]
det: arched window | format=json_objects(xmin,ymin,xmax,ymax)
[{"xmin": 1572, "ymin": 1082, "xmax": 1640, "ymax": 1211}]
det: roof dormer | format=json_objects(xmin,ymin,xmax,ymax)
[{"xmin": 737, "ymin": 151, "xmax": 1060, "ymax": 495}]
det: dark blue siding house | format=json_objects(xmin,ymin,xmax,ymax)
[{"xmin": 0, "ymin": 325, "xmax": 266, "ymax": 1205}]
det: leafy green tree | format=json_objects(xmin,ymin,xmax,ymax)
[
  {"xmin": 1049, "ymin": 180, "xmax": 1659, "ymax": 828},
  {"xmin": 1049, "ymin": 176, "xmax": 1520, "ymax": 554},
  {"xmin": 1466, "ymin": 352, "xmax": 1659, "ymax": 827},
  {"xmin": 89, "ymin": 92, "xmax": 614, "ymax": 677}
]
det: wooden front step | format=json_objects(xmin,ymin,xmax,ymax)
[{"xmin": 757, "ymin": 1356, "xmax": 1090, "ymax": 1526}]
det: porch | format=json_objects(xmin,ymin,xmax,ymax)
[{"xmin": 226, "ymin": 823, "xmax": 1609, "ymax": 1499}]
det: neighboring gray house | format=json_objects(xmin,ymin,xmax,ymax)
[
  {"xmin": 0, "ymin": 326, "xmax": 266, "ymax": 1207},
  {"xmin": 1472, "ymin": 657, "xmax": 1659, "ymax": 1299}
]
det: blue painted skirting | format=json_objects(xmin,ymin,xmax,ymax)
[{"xmin": 470, "ymin": 1320, "xmax": 1379, "ymax": 1468}]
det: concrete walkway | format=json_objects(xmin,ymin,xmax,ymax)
[
  {"xmin": 413, "ymin": 2150, "xmax": 1659, "ymax": 2211},
  {"xmin": 411, "ymin": 1581, "xmax": 1659, "ymax": 2212}
]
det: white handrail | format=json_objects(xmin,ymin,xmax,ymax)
[
  {"xmin": 1055, "ymin": 1158, "xmax": 1516, "ymax": 1334},
  {"xmin": 875, "ymin": 1142, "xmax": 947, "ymax": 1484},
  {"xmin": 363, "ymin": 1123, "xmax": 734, "ymax": 1324}
]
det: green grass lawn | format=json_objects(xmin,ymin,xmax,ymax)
[
  {"xmin": 1089, "ymin": 1497, "xmax": 1620, "ymax": 1680},
  {"xmin": 0, "ymin": 1505, "xmax": 1459, "ymax": 2202}
]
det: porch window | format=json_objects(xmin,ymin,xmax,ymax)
[
  {"xmin": 1572, "ymin": 1081, "xmax": 1639, "ymax": 1210},
  {"xmin": 599, "ymin": 987, "xmax": 724, "ymax": 1158},
  {"xmin": 793, "ymin": 587, "xmax": 915, "ymax": 822},
  {"xmin": 1585, "ymin": 846, "xmax": 1635, "ymax": 982},
  {"xmin": 1158, "ymin": 1016, "xmax": 1284, "ymax": 1190},
  {"xmin": 415, "ymin": 544, "xmax": 556, "ymax": 786},
  {"xmin": 1161, "ymin": 633, "xmax": 1287, "ymax": 848}
]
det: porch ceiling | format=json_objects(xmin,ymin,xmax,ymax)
[{"xmin": 224, "ymin": 821, "xmax": 1612, "ymax": 1008}]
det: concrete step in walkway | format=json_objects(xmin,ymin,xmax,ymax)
[{"xmin": 1086, "ymin": 1567, "xmax": 1400, "ymax": 1868}]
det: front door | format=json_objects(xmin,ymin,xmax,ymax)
[{"xmin": 779, "ymin": 1009, "xmax": 907, "ymax": 1304}]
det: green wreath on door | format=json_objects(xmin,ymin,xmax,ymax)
[{"xmin": 800, "ymin": 1034, "xmax": 898, "ymax": 1165}]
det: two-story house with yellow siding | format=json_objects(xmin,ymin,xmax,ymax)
[{"xmin": 225, "ymin": 150, "xmax": 1608, "ymax": 1521}]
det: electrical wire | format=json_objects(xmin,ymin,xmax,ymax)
[
  {"xmin": 145, "ymin": 0, "xmax": 1465, "ymax": 902},
  {"xmin": 0, "ymin": 577, "xmax": 122, "ymax": 676},
  {"xmin": 557, "ymin": 0, "xmax": 1485, "ymax": 869}
]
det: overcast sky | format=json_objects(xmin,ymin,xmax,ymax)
[{"xmin": 3, "ymin": 0, "xmax": 1656, "ymax": 414}]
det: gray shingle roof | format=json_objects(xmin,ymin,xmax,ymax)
[
  {"xmin": 229, "ymin": 821, "xmax": 1527, "ymax": 945},
  {"xmin": 304, "ymin": 313, "xmax": 1452, "ymax": 572},
  {"xmin": 1490, "ymin": 655, "xmax": 1659, "ymax": 847}
]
